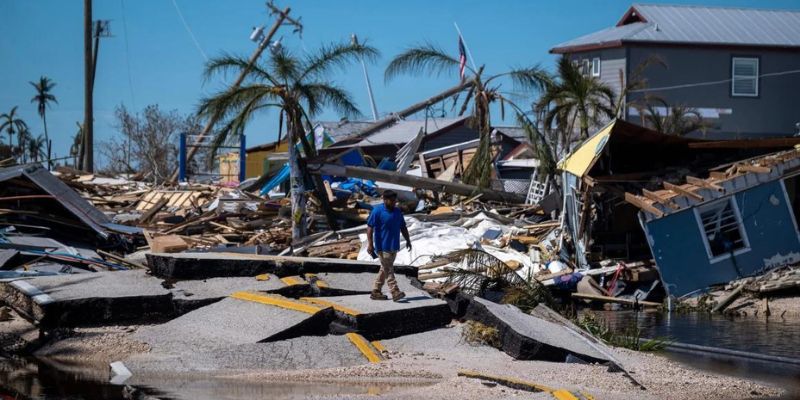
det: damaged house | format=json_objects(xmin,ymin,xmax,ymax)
[{"xmin": 560, "ymin": 119, "xmax": 800, "ymax": 296}]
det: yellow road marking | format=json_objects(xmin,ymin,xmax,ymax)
[
  {"xmin": 280, "ymin": 276, "xmax": 306, "ymax": 286},
  {"xmin": 552, "ymin": 390, "xmax": 580, "ymax": 400},
  {"xmin": 230, "ymin": 292, "xmax": 322, "ymax": 315},
  {"xmin": 579, "ymin": 391, "xmax": 595, "ymax": 400},
  {"xmin": 304, "ymin": 273, "xmax": 329, "ymax": 288},
  {"xmin": 371, "ymin": 340, "xmax": 386, "ymax": 352},
  {"xmin": 300, "ymin": 297, "xmax": 361, "ymax": 316},
  {"xmin": 457, "ymin": 370, "xmax": 591, "ymax": 399},
  {"xmin": 346, "ymin": 332, "xmax": 382, "ymax": 363},
  {"xmin": 255, "ymin": 274, "xmax": 271, "ymax": 281},
  {"xmin": 458, "ymin": 370, "xmax": 556, "ymax": 393}
]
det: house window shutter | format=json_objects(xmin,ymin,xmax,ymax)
[{"xmin": 731, "ymin": 57, "xmax": 759, "ymax": 97}]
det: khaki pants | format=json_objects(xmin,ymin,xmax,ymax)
[{"xmin": 373, "ymin": 251, "xmax": 399, "ymax": 293}]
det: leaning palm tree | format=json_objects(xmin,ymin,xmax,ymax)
[
  {"xmin": 198, "ymin": 40, "xmax": 378, "ymax": 239},
  {"xmin": 536, "ymin": 56, "xmax": 615, "ymax": 153},
  {"xmin": 0, "ymin": 106, "xmax": 28, "ymax": 161},
  {"xmin": 385, "ymin": 43, "xmax": 550, "ymax": 188},
  {"xmin": 30, "ymin": 76, "xmax": 57, "ymax": 168}
]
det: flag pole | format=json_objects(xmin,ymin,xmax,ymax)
[{"xmin": 453, "ymin": 22, "xmax": 478, "ymax": 72}]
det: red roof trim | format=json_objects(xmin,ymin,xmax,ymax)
[
  {"xmin": 550, "ymin": 41, "xmax": 624, "ymax": 54},
  {"xmin": 616, "ymin": 5, "xmax": 647, "ymax": 26}
]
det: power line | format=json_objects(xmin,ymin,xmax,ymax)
[
  {"xmin": 629, "ymin": 68, "xmax": 800, "ymax": 93},
  {"xmin": 170, "ymin": 0, "xmax": 208, "ymax": 61},
  {"xmin": 120, "ymin": 0, "xmax": 136, "ymax": 110}
]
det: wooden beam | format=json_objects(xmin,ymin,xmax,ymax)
[
  {"xmin": 571, "ymin": 292, "xmax": 662, "ymax": 308},
  {"xmin": 686, "ymin": 176, "xmax": 724, "ymax": 192},
  {"xmin": 737, "ymin": 164, "xmax": 771, "ymax": 174},
  {"xmin": 688, "ymin": 137, "xmax": 800, "ymax": 149},
  {"xmin": 708, "ymin": 171, "xmax": 728, "ymax": 180},
  {"xmin": 642, "ymin": 189, "xmax": 679, "ymax": 210},
  {"xmin": 624, "ymin": 193, "xmax": 664, "ymax": 217},
  {"xmin": 663, "ymin": 181, "xmax": 703, "ymax": 201},
  {"xmin": 309, "ymin": 163, "xmax": 526, "ymax": 203}
]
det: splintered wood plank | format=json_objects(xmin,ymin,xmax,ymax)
[
  {"xmin": 663, "ymin": 182, "xmax": 704, "ymax": 201},
  {"xmin": 686, "ymin": 176, "xmax": 724, "ymax": 192},
  {"xmin": 709, "ymin": 171, "xmax": 728, "ymax": 180},
  {"xmin": 642, "ymin": 189, "xmax": 679, "ymax": 210},
  {"xmin": 737, "ymin": 164, "xmax": 771, "ymax": 174},
  {"xmin": 624, "ymin": 193, "xmax": 664, "ymax": 218}
]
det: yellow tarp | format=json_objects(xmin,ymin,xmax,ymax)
[{"xmin": 558, "ymin": 121, "xmax": 615, "ymax": 177}]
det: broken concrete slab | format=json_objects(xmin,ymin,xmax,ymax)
[
  {"xmin": 133, "ymin": 293, "xmax": 333, "ymax": 354},
  {"xmin": 0, "ymin": 270, "xmax": 173, "ymax": 329},
  {"xmin": 465, "ymin": 297, "xmax": 609, "ymax": 363},
  {"xmin": 308, "ymin": 272, "xmax": 426, "ymax": 296},
  {"xmin": 125, "ymin": 334, "xmax": 379, "ymax": 374},
  {"xmin": 169, "ymin": 275, "xmax": 287, "ymax": 314},
  {"xmin": 304, "ymin": 294, "xmax": 452, "ymax": 339},
  {"xmin": 146, "ymin": 252, "xmax": 417, "ymax": 280}
]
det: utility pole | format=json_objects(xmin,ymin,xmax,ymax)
[
  {"xmin": 352, "ymin": 34, "xmax": 378, "ymax": 121},
  {"xmin": 168, "ymin": 2, "xmax": 301, "ymax": 183},
  {"xmin": 82, "ymin": 0, "xmax": 92, "ymax": 172}
]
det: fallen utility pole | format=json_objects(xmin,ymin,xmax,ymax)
[
  {"xmin": 168, "ymin": 5, "xmax": 299, "ymax": 183},
  {"xmin": 308, "ymin": 163, "xmax": 526, "ymax": 203}
]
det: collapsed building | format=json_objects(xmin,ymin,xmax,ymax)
[{"xmin": 560, "ymin": 119, "xmax": 800, "ymax": 297}]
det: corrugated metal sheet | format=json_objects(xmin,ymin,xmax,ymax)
[
  {"xmin": 552, "ymin": 4, "xmax": 800, "ymax": 51},
  {"xmin": 354, "ymin": 117, "xmax": 468, "ymax": 146},
  {"xmin": 0, "ymin": 164, "xmax": 111, "ymax": 237}
]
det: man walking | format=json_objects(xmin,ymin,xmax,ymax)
[{"xmin": 367, "ymin": 190, "xmax": 411, "ymax": 301}]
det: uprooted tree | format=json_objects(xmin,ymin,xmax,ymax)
[{"xmin": 101, "ymin": 104, "xmax": 202, "ymax": 183}]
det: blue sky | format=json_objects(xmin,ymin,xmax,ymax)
[{"xmin": 2, "ymin": 0, "xmax": 799, "ymax": 167}]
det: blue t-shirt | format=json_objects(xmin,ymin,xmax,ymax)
[{"xmin": 367, "ymin": 204, "xmax": 406, "ymax": 252}]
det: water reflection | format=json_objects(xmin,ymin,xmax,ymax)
[{"xmin": 0, "ymin": 357, "xmax": 435, "ymax": 400}]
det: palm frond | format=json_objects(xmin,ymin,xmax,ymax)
[
  {"xmin": 491, "ymin": 66, "xmax": 551, "ymax": 92},
  {"xmin": 300, "ymin": 83, "xmax": 362, "ymax": 119},
  {"xmin": 384, "ymin": 43, "xmax": 463, "ymax": 83},
  {"xmin": 202, "ymin": 53, "xmax": 278, "ymax": 86},
  {"xmin": 300, "ymin": 40, "xmax": 379, "ymax": 81},
  {"xmin": 197, "ymin": 84, "xmax": 282, "ymax": 121},
  {"xmin": 269, "ymin": 48, "xmax": 301, "ymax": 83}
]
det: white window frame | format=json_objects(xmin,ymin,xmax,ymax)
[
  {"xmin": 731, "ymin": 57, "xmax": 759, "ymax": 97},
  {"xmin": 693, "ymin": 197, "xmax": 751, "ymax": 263},
  {"xmin": 591, "ymin": 57, "xmax": 601, "ymax": 77}
]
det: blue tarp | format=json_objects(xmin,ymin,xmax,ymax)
[{"xmin": 260, "ymin": 163, "xmax": 290, "ymax": 196}]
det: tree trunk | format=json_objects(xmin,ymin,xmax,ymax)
[
  {"xmin": 43, "ymin": 112, "xmax": 51, "ymax": 170},
  {"xmin": 287, "ymin": 112, "xmax": 307, "ymax": 240}
]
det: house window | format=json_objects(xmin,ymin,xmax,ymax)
[
  {"xmin": 695, "ymin": 197, "xmax": 750, "ymax": 261},
  {"xmin": 731, "ymin": 57, "xmax": 759, "ymax": 97},
  {"xmin": 591, "ymin": 57, "xmax": 601, "ymax": 77},
  {"xmin": 582, "ymin": 59, "xmax": 590, "ymax": 76}
]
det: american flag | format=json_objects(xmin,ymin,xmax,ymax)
[{"xmin": 458, "ymin": 36, "xmax": 466, "ymax": 80}]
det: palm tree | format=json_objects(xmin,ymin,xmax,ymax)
[
  {"xmin": 536, "ymin": 56, "xmax": 616, "ymax": 153},
  {"xmin": 0, "ymin": 106, "xmax": 28, "ymax": 161},
  {"xmin": 385, "ymin": 43, "xmax": 550, "ymax": 188},
  {"xmin": 199, "ymin": 41, "xmax": 378, "ymax": 239},
  {"xmin": 637, "ymin": 97, "xmax": 706, "ymax": 136},
  {"xmin": 30, "ymin": 76, "xmax": 57, "ymax": 168},
  {"xmin": 17, "ymin": 126, "xmax": 32, "ymax": 163},
  {"xmin": 27, "ymin": 134, "xmax": 46, "ymax": 162}
]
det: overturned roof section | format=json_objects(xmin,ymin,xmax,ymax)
[
  {"xmin": 0, "ymin": 164, "xmax": 111, "ymax": 238},
  {"xmin": 331, "ymin": 116, "xmax": 470, "ymax": 148},
  {"xmin": 559, "ymin": 119, "xmax": 697, "ymax": 178},
  {"xmin": 551, "ymin": 4, "xmax": 800, "ymax": 53}
]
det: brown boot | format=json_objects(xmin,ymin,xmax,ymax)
[
  {"xmin": 391, "ymin": 291, "xmax": 406, "ymax": 302},
  {"xmin": 370, "ymin": 290, "xmax": 388, "ymax": 300}
]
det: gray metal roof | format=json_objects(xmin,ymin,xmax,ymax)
[
  {"xmin": 342, "ymin": 116, "xmax": 469, "ymax": 147},
  {"xmin": 551, "ymin": 3, "xmax": 800, "ymax": 52},
  {"xmin": 0, "ymin": 164, "xmax": 111, "ymax": 237},
  {"xmin": 316, "ymin": 120, "xmax": 376, "ymax": 140}
]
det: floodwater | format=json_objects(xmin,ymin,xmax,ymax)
[
  {"xmin": 0, "ymin": 357, "xmax": 434, "ymax": 400},
  {"xmin": 595, "ymin": 310, "xmax": 800, "ymax": 397}
]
